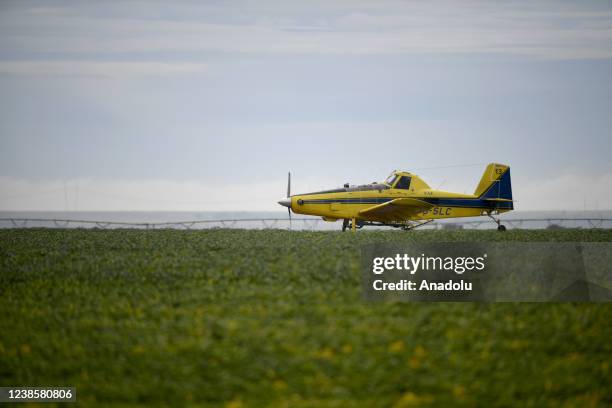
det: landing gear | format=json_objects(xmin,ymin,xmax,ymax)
[
  {"xmin": 486, "ymin": 212, "xmax": 506, "ymax": 232},
  {"xmin": 342, "ymin": 218, "xmax": 362, "ymax": 232}
]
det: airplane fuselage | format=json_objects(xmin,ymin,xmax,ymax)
[
  {"xmin": 289, "ymin": 188, "xmax": 511, "ymax": 222},
  {"xmin": 278, "ymin": 164, "xmax": 514, "ymax": 230}
]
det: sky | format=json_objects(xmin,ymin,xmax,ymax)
[{"xmin": 1, "ymin": 0, "xmax": 612, "ymax": 211}]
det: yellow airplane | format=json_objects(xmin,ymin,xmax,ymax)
[{"xmin": 278, "ymin": 163, "xmax": 513, "ymax": 232}]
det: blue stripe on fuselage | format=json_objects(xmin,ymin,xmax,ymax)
[{"xmin": 299, "ymin": 197, "xmax": 512, "ymax": 209}]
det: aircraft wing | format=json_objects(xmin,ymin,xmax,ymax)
[{"xmin": 358, "ymin": 198, "xmax": 434, "ymax": 222}]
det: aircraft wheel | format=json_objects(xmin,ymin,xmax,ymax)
[{"xmin": 497, "ymin": 225, "xmax": 507, "ymax": 232}]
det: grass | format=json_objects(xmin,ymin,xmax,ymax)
[{"xmin": 1, "ymin": 229, "xmax": 611, "ymax": 407}]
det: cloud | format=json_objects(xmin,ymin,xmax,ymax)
[
  {"xmin": 2, "ymin": 172, "xmax": 611, "ymax": 212},
  {"xmin": 0, "ymin": 61, "xmax": 207, "ymax": 78},
  {"xmin": 1, "ymin": 1, "xmax": 612, "ymax": 61},
  {"xmin": 0, "ymin": 177, "xmax": 285, "ymax": 211},
  {"xmin": 516, "ymin": 173, "xmax": 612, "ymax": 211}
]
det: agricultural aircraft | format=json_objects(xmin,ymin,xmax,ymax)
[{"xmin": 278, "ymin": 163, "xmax": 513, "ymax": 232}]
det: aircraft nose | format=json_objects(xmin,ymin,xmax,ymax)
[{"xmin": 278, "ymin": 198, "xmax": 291, "ymax": 208}]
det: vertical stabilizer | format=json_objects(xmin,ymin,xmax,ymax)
[{"xmin": 474, "ymin": 163, "xmax": 513, "ymax": 204}]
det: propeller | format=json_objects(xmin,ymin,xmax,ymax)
[
  {"xmin": 287, "ymin": 172, "xmax": 292, "ymax": 229},
  {"xmin": 278, "ymin": 172, "xmax": 292, "ymax": 230},
  {"xmin": 287, "ymin": 171, "xmax": 291, "ymax": 198}
]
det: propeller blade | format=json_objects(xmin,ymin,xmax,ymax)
[
  {"xmin": 287, "ymin": 172, "xmax": 292, "ymax": 230},
  {"xmin": 287, "ymin": 172, "xmax": 291, "ymax": 198},
  {"xmin": 288, "ymin": 207, "xmax": 292, "ymax": 229}
]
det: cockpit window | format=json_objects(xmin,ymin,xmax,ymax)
[
  {"xmin": 395, "ymin": 176, "xmax": 411, "ymax": 190},
  {"xmin": 385, "ymin": 174, "xmax": 398, "ymax": 186}
]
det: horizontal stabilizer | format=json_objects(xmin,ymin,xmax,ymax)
[{"xmin": 483, "ymin": 198, "xmax": 514, "ymax": 202}]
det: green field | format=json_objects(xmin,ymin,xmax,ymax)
[{"xmin": 1, "ymin": 229, "xmax": 611, "ymax": 407}]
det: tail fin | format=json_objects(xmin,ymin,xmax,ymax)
[{"xmin": 474, "ymin": 163, "xmax": 513, "ymax": 208}]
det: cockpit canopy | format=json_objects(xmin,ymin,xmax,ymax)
[
  {"xmin": 296, "ymin": 171, "xmax": 416, "ymax": 196},
  {"xmin": 385, "ymin": 172, "xmax": 412, "ymax": 190}
]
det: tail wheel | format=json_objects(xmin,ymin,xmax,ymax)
[{"xmin": 497, "ymin": 225, "xmax": 507, "ymax": 232}]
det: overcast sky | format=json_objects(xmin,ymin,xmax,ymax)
[{"xmin": 1, "ymin": 1, "xmax": 612, "ymax": 211}]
